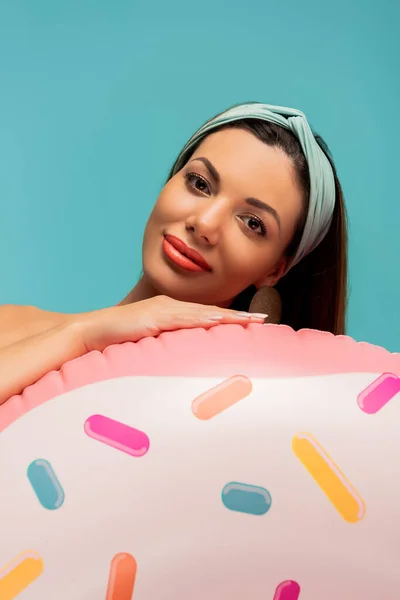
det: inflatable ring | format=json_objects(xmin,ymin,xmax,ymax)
[{"xmin": 0, "ymin": 323, "xmax": 399, "ymax": 599}]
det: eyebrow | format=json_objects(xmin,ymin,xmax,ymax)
[
  {"xmin": 189, "ymin": 156, "xmax": 281, "ymax": 231},
  {"xmin": 190, "ymin": 157, "xmax": 220, "ymax": 186}
]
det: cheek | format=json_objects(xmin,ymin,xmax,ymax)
[
  {"xmin": 148, "ymin": 181, "xmax": 193, "ymax": 226},
  {"xmin": 221, "ymin": 234, "xmax": 282, "ymax": 283}
]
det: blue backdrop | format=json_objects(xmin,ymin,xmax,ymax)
[{"xmin": 0, "ymin": 1, "xmax": 398, "ymax": 351}]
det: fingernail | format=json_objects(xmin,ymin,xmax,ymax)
[
  {"xmin": 208, "ymin": 315, "xmax": 225, "ymax": 321},
  {"xmin": 235, "ymin": 312, "xmax": 268, "ymax": 320}
]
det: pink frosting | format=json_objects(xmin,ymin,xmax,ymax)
[{"xmin": 1, "ymin": 324, "xmax": 399, "ymax": 432}]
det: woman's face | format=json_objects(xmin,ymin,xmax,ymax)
[{"xmin": 142, "ymin": 127, "xmax": 304, "ymax": 306}]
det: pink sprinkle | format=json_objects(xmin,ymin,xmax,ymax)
[
  {"xmin": 357, "ymin": 373, "xmax": 400, "ymax": 414},
  {"xmin": 273, "ymin": 580, "xmax": 300, "ymax": 600},
  {"xmin": 84, "ymin": 415, "xmax": 150, "ymax": 457}
]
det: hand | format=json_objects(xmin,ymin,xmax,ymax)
[{"xmin": 79, "ymin": 295, "xmax": 267, "ymax": 353}]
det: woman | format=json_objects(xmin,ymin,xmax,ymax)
[{"xmin": 0, "ymin": 102, "xmax": 347, "ymax": 405}]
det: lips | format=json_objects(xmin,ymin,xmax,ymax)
[{"xmin": 163, "ymin": 234, "xmax": 212, "ymax": 272}]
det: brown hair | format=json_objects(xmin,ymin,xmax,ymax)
[{"xmin": 167, "ymin": 117, "xmax": 348, "ymax": 335}]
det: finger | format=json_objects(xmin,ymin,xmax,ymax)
[
  {"xmin": 216, "ymin": 310, "xmax": 268, "ymax": 323},
  {"xmin": 158, "ymin": 309, "xmax": 268, "ymax": 331},
  {"xmin": 194, "ymin": 305, "xmax": 269, "ymax": 324},
  {"xmin": 176, "ymin": 301, "xmax": 268, "ymax": 323}
]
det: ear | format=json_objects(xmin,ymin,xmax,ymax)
[{"xmin": 253, "ymin": 256, "xmax": 288, "ymax": 289}]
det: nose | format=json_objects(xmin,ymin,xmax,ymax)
[{"xmin": 185, "ymin": 199, "xmax": 228, "ymax": 246}]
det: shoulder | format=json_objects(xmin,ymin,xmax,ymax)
[
  {"xmin": 0, "ymin": 304, "xmax": 68, "ymax": 348},
  {"xmin": 0, "ymin": 304, "xmax": 49, "ymax": 326}
]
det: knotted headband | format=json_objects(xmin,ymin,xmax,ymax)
[{"xmin": 171, "ymin": 102, "xmax": 336, "ymax": 270}]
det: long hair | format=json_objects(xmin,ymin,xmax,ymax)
[{"xmin": 166, "ymin": 117, "xmax": 348, "ymax": 335}]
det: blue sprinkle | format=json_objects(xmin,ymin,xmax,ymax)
[
  {"xmin": 222, "ymin": 482, "xmax": 272, "ymax": 515},
  {"xmin": 27, "ymin": 459, "xmax": 65, "ymax": 510}
]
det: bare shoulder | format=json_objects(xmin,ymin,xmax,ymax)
[
  {"xmin": 0, "ymin": 304, "xmax": 69, "ymax": 348},
  {"xmin": 0, "ymin": 304, "xmax": 51, "ymax": 325}
]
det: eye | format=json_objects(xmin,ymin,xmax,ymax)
[
  {"xmin": 240, "ymin": 215, "xmax": 267, "ymax": 237},
  {"xmin": 184, "ymin": 172, "xmax": 211, "ymax": 195}
]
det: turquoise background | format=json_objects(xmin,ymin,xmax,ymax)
[{"xmin": 0, "ymin": 1, "xmax": 398, "ymax": 351}]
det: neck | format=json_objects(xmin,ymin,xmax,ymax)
[
  {"xmin": 118, "ymin": 275, "xmax": 160, "ymax": 306},
  {"xmin": 118, "ymin": 274, "xmax": 238, "ymax": 309}
]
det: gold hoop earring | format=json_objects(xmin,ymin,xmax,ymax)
[{"xmin": 249, "ymin": 286, "xmax": 282, "ymax": 324}]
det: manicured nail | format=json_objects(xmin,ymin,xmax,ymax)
[{"xmin": 235, "ymin": 312, "xmax": 268, "ymax": 320}]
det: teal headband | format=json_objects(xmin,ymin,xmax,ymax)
[{"xmin": 171, "ymin": 102, "xmax": 336, "ymax": 270}]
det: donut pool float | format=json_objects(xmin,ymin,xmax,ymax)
[{"xmin": 0, "ymin": 323, "xmax": 399, "ymax": 599}]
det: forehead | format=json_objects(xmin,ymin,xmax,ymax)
[{"xmin": 191, "ymin": 128, "xmax": 303, "ymax": 213}]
